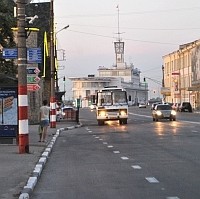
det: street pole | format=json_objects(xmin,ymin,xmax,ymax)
[
  {"xmin": 50, "ymin": 0, "xmax": 56, "ymax": 128},
  {"xmin": 55, "ymin": 25, "xmax": 69, "ymax": 93},
  {"xmin": 17, "ymin": 0, "xmax": 29, "ymax": 153}
]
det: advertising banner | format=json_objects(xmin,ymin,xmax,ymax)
[{"xmin": 0, "ymin": 87, "xmax": 18, "ymax": 137}]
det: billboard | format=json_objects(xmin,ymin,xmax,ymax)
[{"xmin": 0, "ymin": 87, "xmax": 18, "ymax": 137}]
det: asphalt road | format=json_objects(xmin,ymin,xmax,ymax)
[{"xmin": 32, "ymin": 106, "xmax": 200, "ymax": 199}]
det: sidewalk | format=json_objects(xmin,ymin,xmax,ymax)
[{"xmin": 0, "ymin": 120, "xmax": 82, "ymax": 199}]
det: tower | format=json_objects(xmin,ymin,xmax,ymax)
[{"xmin": 114, "ymin": 5, "xmax": 125, "ymax": 68}]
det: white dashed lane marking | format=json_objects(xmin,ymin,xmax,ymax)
[
  {"xmin": 131, "ymin": 165, "xmax": 142, "ymax": 169},
  {"xmin": 121, "ymin": 156, "xmax": 129, "ymax": 160},
  {"xmin": 166, "ymin": 197, "xmax": 180, "ymax": 199},
  {"xmin": 103, "ymin": 142, "xmax": 108, "ymax": 145},
  {"xmin": 95, "ymin": 136, "xmax": 99, "ymax": 139},
  {"xmin": 107, "ymin": 145, "xmax": 114, "ymax": 148},
  {"xmin": 113, "ymin": 151, "xmax": 120, "ymax": 154},
  {"xmin": 145, "ymin": 177, "xmax": 159, "ymax": 183}
]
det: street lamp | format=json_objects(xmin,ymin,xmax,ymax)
[{"xmin": 55, "ymin": 25, "xmax": 69, "ymax": 92}]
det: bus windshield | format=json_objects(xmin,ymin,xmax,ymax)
[{"xmin": 97, "ymin": 91, "xmax": 127, "ymax": 106}]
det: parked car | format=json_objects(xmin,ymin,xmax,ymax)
[
  {"xmin": 90, "ymin": 103, "xmax": 96, "ymax": 110},
  {"xmin": 152, "ymin": 104, "xmax": 176, "ymax": 121},
  {"xmin": 139, "ymin": 102, "xmax": 146, "ymax": 108},
  {"xmin": 179, "ymin": 102, "xmax": 192, "ymax": 112}
]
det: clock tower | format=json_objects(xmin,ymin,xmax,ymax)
[{"xmin": 114, "ymin": 41, "xmax": 124, "ymax": 67}]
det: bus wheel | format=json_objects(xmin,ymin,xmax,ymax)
[
  {"xmin": 98, "ymin": 120, "xmax": 104, "ymax": 126},
  {"xmin": 123, "ymin": 119, "xmax": 127, "ymax": 124}
]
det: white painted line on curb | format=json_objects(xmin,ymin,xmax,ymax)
[
  {"xmin": 113, "ymin": 151, "xmax": 120, "ymax": 154},
  {"xmin": 131, "ymin": 165, "xmax": 142, "ymax": 169},
  {"xmin": 145, "ymin": 177, "xmax": 159, "ymax": 183},
  {"xmin": 121, "ymin": 156, "xmax": 129, "ymax": 160}
]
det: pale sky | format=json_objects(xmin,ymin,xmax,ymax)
[{"xmin": 32, "ymin": 0, "xmax": 200, "ymax": 99}]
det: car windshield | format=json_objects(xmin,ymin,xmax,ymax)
[{"xmin": 156, "ymin": 105, "xmax": 172, "ymax": 110}]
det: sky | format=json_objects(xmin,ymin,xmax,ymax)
[{"xmin": 31, "ymin": 0, "xmax": 200, "ymax": 99}]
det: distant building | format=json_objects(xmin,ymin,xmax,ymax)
[
  {"xmin": 161, "ymin": 39, "xmax": 200, "ymax": 110},
  {"xmin": 69, "ymin": 39, "xmax": 148, "ymax": 107}
]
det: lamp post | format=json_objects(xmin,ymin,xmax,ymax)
[{"xmin": 55, "ymin": 25, "xmax": 69, "ymax": 92}]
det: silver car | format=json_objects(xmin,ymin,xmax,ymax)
[{"xmin": 152, "ymin": 104, "xmax": 176, "ymax": 121}]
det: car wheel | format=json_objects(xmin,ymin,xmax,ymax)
[
  {"xmin": 153, "ymin": 117, "xmax": 155, "ymax": 121},
  {"xmin": 173, "ymin": 118, "xmax": 176, "ymax": 121}
]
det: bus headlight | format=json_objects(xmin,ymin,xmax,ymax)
[
  {"xmin": 171, "ymin": 110, "xmax": 176, "ymax": 115},
  {"xmin": 120, "ymin": 110, "xmax": 127, "ymax": 116},
  {"xmin": 99, "ymin": 111, "xmax": 106, "ymax": 117}
]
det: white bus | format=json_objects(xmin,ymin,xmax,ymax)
[{"xmin": 96, "ymin": 87, "xmax": 128, "ymax": 125}]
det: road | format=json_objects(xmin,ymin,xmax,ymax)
[{"xmin": 32, "ymin": 106, "xmax": 200, "ymax": 199}]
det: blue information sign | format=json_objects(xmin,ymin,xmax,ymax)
[
  {"xmin": 0, "ymin": 87, "xmax": 18, "ymax": 137},
  {"xmin": 2, "ymin": 48, "xmax": 17, "ymax": 59},
  {"xmin": 27, "ymin": 48, "xmax": 42, "ymax": 63}
]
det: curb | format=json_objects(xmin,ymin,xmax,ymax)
[{"xmin": 18, "ymin": 123, "xmax": 82, "ymax": 199}]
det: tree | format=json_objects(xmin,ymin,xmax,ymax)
[{"xmin": 0, "ymin": 0, "xmax": 17, "ymax": 76}]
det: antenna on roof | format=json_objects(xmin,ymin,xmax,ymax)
[{"xmin": 116, "ymin": 5, "xmax": 124, "ymax": 41}]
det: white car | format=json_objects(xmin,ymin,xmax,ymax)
[
  {"xmin": 139, "ymin": 102, "xmax": 146, "ymax": 108},
  {"xmin": 90, "ymin": 104, "xmax": 96, "ymax": 110}
]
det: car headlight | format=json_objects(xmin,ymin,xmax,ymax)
[
  {"xmin": 156, "ymin": 111, "xmax": 162, "ymax": 116},
  {"xmin": 99, "ymin": 111, "xmax": 106, "ymax": 116},
  {"xmin": 171, "ymin": 110, "xmax": 176, "ymax": 115}
]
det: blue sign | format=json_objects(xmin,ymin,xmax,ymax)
[
  {"xmin": 2, "ymin": 48, "xmax": 17, "ymax": 59},
  {"xmin": 27, "ymin": 48, "xmax": 42, "ymax": 63},
  {"xmin": 0, "ymin": 87, "xmax": 18, "ymax": 137}
]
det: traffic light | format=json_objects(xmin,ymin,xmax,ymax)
[
  {"xmin": 144, "ymin": 77, "xmax": 146, "ymax": 82},
  {"xmin": 63, "ymin": 76, "xmax": 65, "ymax": 81}
]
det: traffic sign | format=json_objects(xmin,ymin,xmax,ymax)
[
  {"xmin": 27, "ymin": 48, "xmax": 42, "ymax": 63},
  {"xmin": 2, "ymin": 48, "xmax": 17, "ymax": 59},
  {"xmin": 27, "ymin": 84, "xmax": 40, "ymax": 91},
  {"xmin": 27, "ymin": 67, "xmax": 40, "ymax": 75},
  {"xmin": 27, "ymin": 76, "xmax": 40, "ymax": 84}
]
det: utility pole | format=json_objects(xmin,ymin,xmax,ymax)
[
  {"xmin": 50, "ymin": 0, "xmax": 56, "ymax": 128},
  {"xmin": 17, "ymin": 0, "xmax": 29, "ymax": 153}
]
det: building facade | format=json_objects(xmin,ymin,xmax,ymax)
[
  {"xmin": 69, "ymin": 39, "xmax": 148, "ymax": 107},
  {"xmin": 161, "ymin": 39, "xmax": 200, "ymax": 110}
]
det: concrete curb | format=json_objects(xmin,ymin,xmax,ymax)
[{"xmin": 18, "ymin": 123, "xmax": 82, "ymax": 199}]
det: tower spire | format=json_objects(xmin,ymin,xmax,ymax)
[{"xmin": 116, "ymin": 5, "xmax": 121, "ymax": 41}]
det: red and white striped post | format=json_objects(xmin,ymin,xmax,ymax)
[
  {"xmin": 17, "ymin": 0, "xmax": 29, "ymax": 153},
  {"xmin": 50, "ymin": 0, "xmax": 56, "ymax": 128}
]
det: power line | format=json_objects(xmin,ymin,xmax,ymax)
[
  {"xmin": 56, "ymin": 6, "xmax": 200, "ymax": 18},
  {"xmin": 68, "ymin": 29, "xmax": 178, "ymax": 45}
]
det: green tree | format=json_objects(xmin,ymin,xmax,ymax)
[{"xmin": 0, "ymin": 0, "xmax": 17, "ymax": 76}]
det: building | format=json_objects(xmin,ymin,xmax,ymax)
[
  {"xmin": 161, "ymin": 39, "xmax": 200, "ymax": 110},
  {"xmin": 69, "ymin": 39, "xmax": 148, "ymax": 107}
]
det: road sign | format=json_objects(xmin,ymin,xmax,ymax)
[
  {"xmin": 27, "ymin": 48, "xmax": 42, "ymax": 63},
  {"xmin": 27, "ymin": 84, "xmax": 40, "ymax": 91},
  {"xmin": 27, "ymin": 76, "xmax": 40, "ymax": 84},
  {"xmin": 27, "ymin": 67, "xmax": 40, "ymax": 75},
  {"xmin": 2, "ymin": 48, "xmax": 17, "ymax": 59}
]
